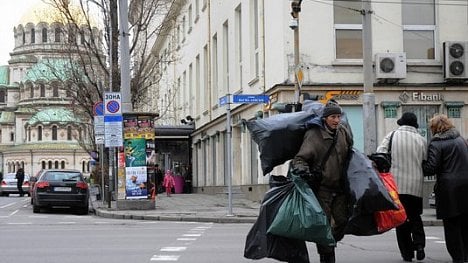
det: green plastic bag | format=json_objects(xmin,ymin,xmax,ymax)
[{"xmin": 267, "ymin": 175, "xmax": 336, "ymax": 246}]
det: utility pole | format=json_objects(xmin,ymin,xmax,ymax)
[
  {"xmin": 362, "ymin": 0, "xmax": 377, "ymax": 155},
  {"xmin": 119, "ymin": 0, "xmax": 132, "ymax": 113},
  {"xmin": 290, "ymin": 0, "xmax": 302, "ymax": 111}
]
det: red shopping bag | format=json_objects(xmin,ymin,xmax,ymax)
[{"xmin": 374, "ymin": 172, "xmax": 407, "ymax": 233}]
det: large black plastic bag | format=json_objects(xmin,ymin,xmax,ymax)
[
  {"xmin": 246, "ymin": 111, "xmax": 315, "ymax": 175},
  {"xmin": 244, "ymin": 181, "xmax": 310, "ymax": 262},
  {"xmin": 344, "ymin": 148, "xmax": 398, "ymax": 236},
  {"xmin": 268, "ymin": 175, "xmax": 335, "ymax": 246}
]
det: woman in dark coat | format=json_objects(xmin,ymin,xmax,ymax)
[{"xmin": 423, "ymin": 114, "xmax": 468, "ymax": 263}]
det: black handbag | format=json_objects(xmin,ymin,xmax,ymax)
[{"xmin": 369, "ymin": 131, "xmax": 395, "ymax": 173}]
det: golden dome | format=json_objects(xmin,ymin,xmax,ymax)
[{"xmin": 19, "ymin": 0, "xmax": 98, "ymax": 27}]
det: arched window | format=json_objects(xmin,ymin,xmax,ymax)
[
  {"xmin": 68, "ymin": 26, "xmax": 76, "ymax": 44},
  {"xmin": 48, "ymin": 161, "xmax": 52, "ymax": 169},
  {"xmin": 52, "ymin": 83, "xmax": 59, "ymax": 97},
  {"xmin": 30, "ymin": 85, "xmax": 34, "ymax": 98},
  {"xmin": 61, "ymin": 161, "xmax": 65, "ymax": 169},
  {"xmin": 52, "ymin": 126, "xmax": 58, "ymax": 141},
  {"xmin": 28, "ymin": 127, "xmax": 31, "ymax": 141},
  {"xmin": 22, "ymin": 31, "xmax": 25, "ymax": 44},
  {"xmin": 82, "ymin": 161, "xmax": 85, "ymax": 172},
  {"xmin": 38, "ymin": 126, "xmax": 42, "ymax": 141},
  {"xmin": 80, "ymin": 31, "xmax": 85, "ymax": 45},
  {"xmin": 67, "ymin": 126, "xmax": 72, "ymax": 140},
  {"xmin": 55, "ymin": 161, "xmax": 59, "ymax": 169},
  {"xmin": 55, "ymin": 27, "xmax": 61, "ymax": 42},
  {"xmin": 31, "ymin": 28, "xmax": 35, "ymax": 43},
  {"xmin": 42, "ymin": 28, "xmax": 47, "ymax": 43},
  {"xmin": 0, "ymin": 90, "xmax": 5, "ymax": 103},
  {"xmin": 79, "ymin": 127, "xmax": 82, "ymax": 141},
  {"xmin": 40, "ymin": 83, "xmax": 45, "ymax": 97},
  {"xmin": 42, "ymin": 161, "xmax": 46, "ymax": 170}
]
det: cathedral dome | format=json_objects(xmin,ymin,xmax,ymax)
[
  {"xmin": 27, "ymin": 108, "xmax": 81, "ymax": 125},
  {"xmin": 18, "ymin": 0, "xmax": 98, "ymax": 27}
]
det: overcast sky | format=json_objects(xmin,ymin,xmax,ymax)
[{"xmin": 0, "ymin": 0, "xmax": 42, "ymax": 65}]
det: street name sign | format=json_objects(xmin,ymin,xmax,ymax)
[{"xmin": 232, "ymin": 94, "xmax": 269, "ymax": 104}]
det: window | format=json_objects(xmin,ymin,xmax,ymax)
[
  {"xmin": 28, "ymin": 127, "xmax": 31, "ymax": 141},
  {"xmin": 195, "ymin": 0, "xmax": 200, "ymax": 22},
  {"xmin": 189, "ymin": 64, "xmax": 193, "ymax": 113},
  {"xmin": 68, "ymin": 26, "xmax": 76, "ymax": 44},
  {"xmin": 381, "ymin": 102, "xmax": 400, "ymax": 118},
  {"xmin": 212, "ymin": 34, "xmax": 218, "ymax": 102},
  {"xmin": 445, "ymin": 102, "xmax": 464, "ymax": 118},
  {"xmin": 52, "ymin": 126, "xmax": 58, "ymax": 140},
  {"xmin": 203, "ymin": 45, "xmax": 209, "ymax": 112},
  {"xmin": 42, "ymin": 28, "xmax": 47, "ymax": 43},
  {"xmin": 55, "ymin": 27, "xmax": 61, "ymax": 42},
  {"xmin": 55, "ymin": 161, "xmax": 59, "ymax": 169},
  {"xmin": 402, "ymin": 0, "xmax": 435, "ymax": 59},
  {"xmin": 334, "ymin": 0, "xmax": 362, "ymax": 59},
  {"xmin": 30, "ymin": 85, "xmax": 34, "ymax": 98},
  {"xmin": 67, "ymin": 126, "xmax": 72, "ymax": 140},
  {"xmin": 61, "ymin": 161, "xmax": 65, "ymax": 169},
  {"xmin": 42, "ymin": 161, "xmax": 46, "ymax": 170},
  {"xmin": 48, "ymin": 161, "xmax": 52, "ymax": 169},
  {"xmin": 10, "ymin": 132, "xmax": 14, "ymax": 142},
  {"xmin": 195, "ymin": 55, "xmax": 200, "ymax": 116},
  {"xmin": 52, "ymin": 83, "xmax": 59, "ymax": 97},
  {"xmin": 38, "ymin": 126, "xmax": 42, "ymax": 141},
  {"xmin": 39, "ymin": 83, "xmax": 45, "ymax": 97},
  {"xmin": 0, "ymin": 90, "xmax": 5, "ymax": 103},
  {"xmin": 22, "ymin": 31, "xmax": 26, "ymax": 44},
  {"xmin": 188, "ymin": 5, "xmax": 193, "ymax": 33},
  {"xmin": 31, "ymin": 28, "xmax": 35, "ymax": 43},
  {"xmin": 235, "ymin": 5, "xmax": 243, "ymax": 88},
  {"xmin": 250, "ymin": 0, "xmax": 259, "ymax": 78},
  {"xmin": 223, "ymin": 21, "xmax": 229, "ymax": 94}
]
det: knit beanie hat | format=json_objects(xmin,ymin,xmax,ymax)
[
  {"xmin": 322, "ymin": 100, "xmax": 342, "ymax": 118},
  {"xmin": 397, "ymin": 112, "xmax": 419, "ymax": 129}
]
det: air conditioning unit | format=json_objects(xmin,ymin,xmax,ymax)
[
  {"xmin": 375, "ymin": 52, "xmax": 407, "ymax": 79},
  {"xmin": 443, "ymin": 41, "xmax": 468, "ymax": 80}
]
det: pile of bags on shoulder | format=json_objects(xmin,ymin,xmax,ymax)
[{"xmin": 244, "ymin": 100, "xmax": 406, "ymax": 261}]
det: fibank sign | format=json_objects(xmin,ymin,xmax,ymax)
[{"xmin": 399, "ymin": 91, "xmax": 444, "ymax": 103}]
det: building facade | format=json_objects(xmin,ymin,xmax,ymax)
[
  {"xmin": 146, "ymin": 0, "xmax": 468, "ymax": 201},
  {"xmin": 0, "ymin": 1, "xmax": 98, "ymax": 177}
]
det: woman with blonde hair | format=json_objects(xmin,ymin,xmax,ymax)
[{"xmin": 423, "ymin": 114, "xmax": 468, "ymax": 263}]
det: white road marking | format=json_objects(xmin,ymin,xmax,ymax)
[
  {"xmin": 0, "ymin": 203, "xmax": 15, "ymax": 209},
  {"xmin": 7, "ymin": 222, "xmax": 32, "ymax": 225},
  {"xmin": 435, "ymin": 241, "xmax": 446, "ymax": 244},
  {"xmin": 177, "ymin": 238, "xmax": 196, "ymax": 241},
  {"xmin": 58, "ymin": 222, "xmax": 76, "ymax": 224},
  {"xmin": 426, "ymin": 236, "xmax": 440, "ymax": 240},
  {"xmin": 182, "ymin": 233, "xmax": 201, "ymax": 237},
  {"xmin": 29, "ymin": 215, "xmax": 48, "ymax": 218},
  {"xmin": 160, "ymin": 247, "xmax": 187, "ymax": 252},
  {"xmin": 150, "ymin": 255, "xmax": 180, "ymax": 261},
  {"xmin": 9, "ymin": 210, "xmax": 19, "ymax": 216}
]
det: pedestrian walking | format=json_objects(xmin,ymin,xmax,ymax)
[
  {"xmin": 163, "ymin": 169, "xmax": 175, "ymax": 197},
  {"xmin": 15, "ymin": 168, "xmax": 25, "ymax": 197},
  {"xmin": 376, "ymin": 112, "xmax": 427, "ymax": 262},
  {"xmin": 291, "ymin": 100, "xmax": 354, "ymax": 263},
  {"xmin": 423, "ymin": 114, "xmax": 468, "ymax": 263}
]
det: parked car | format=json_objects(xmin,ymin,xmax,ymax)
[
  {"xmin": 31, "ymin": 169, "xmax": 89, "ymax": 214},
  {"xmin": 428, "ymin": 191, "xmax": 436, "ymax": 208},
  {"xmin": 0, "ymin": 173, "xmax": 31, "ymax": 196}
]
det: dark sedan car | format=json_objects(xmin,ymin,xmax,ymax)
[{"xmin": 31, "ymin": 169, "xmax": 89, "ymax": 214}]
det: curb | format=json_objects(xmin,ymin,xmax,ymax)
[{"xmin": 94, "ymin": 208, "xmax": 257, "ymax": 224}]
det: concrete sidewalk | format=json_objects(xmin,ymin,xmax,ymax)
[{"xmin": 91, "ymin": 193, "xmax": 442, "ymax": 226}]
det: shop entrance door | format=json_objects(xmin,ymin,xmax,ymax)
[{"xmin": 401, "ymin": 105, "xmax": 439, "ymax": 141}]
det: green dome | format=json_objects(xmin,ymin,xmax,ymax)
[
  {"xmin": 24, "ymin": 59, "xmax": 78, "ymax": 82},
  {"xmin": 27, "ymin": 108, "xmax": 81, "ymax": 125}
]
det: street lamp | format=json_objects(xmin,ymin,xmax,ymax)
[{"xmin": 290, "ymin": 0, "xmax": 302, "ymax": 111}]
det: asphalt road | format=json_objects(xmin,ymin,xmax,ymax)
[{"xmin": 0, "ymin": 196, "xmax": 453, "ymax": 263}]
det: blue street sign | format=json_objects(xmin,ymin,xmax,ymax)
[
  {"xmin": 232, "ymin": 94, "xmax": 269, "ymax": 104},
  {"xmin": 104, "ymin": 115, "xmax": 123, "ymax": 122},
  {"xmin": 219, "ymin": 95, "xmax": 229, "ymax": 106}
]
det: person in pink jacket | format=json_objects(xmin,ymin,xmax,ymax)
[{"xmin": 163, "ymin": 170, "xmax": 175, "ymax": 197}]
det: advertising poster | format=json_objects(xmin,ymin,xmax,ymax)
[
  {"xmin": 117, "ymin": 152, "xmax": 126, "ymax": 200},
  {"xmin": 125, "ymin": 166, "xmax": 148, "ymax": 199},
  {"xmin": 124, "ymin": 138, "xmax": 146, "ymax": 167}
]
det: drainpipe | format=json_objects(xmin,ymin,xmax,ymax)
[
  {"xmin": 260, "ymin": 0, "xmax": 266, "ymax": 93},
  {"xmin": 207, "ymin": 0, "xmax": 212, "ymax": 121}
]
